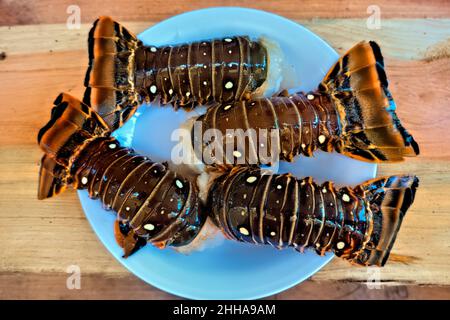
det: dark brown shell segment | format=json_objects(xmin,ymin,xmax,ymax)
[
  {"xmin": 135, "ymin": 36, "xmax": 268, "ymax": 107},
  {"xmin": 72, "ymin": 137, "xmax": 204, "ymax": 251},
  {"xmin": 194, "ymin": 91, "xmax": 340, "ymax": 166}
]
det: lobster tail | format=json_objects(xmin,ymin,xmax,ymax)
[
  {"xmin": 321, "ymin": 41, "xmax": 419, "ymax": 162},
  {"xmin": 354, "ymin": 175, "xmax": 419, "ymax": 266},
  {"xmin": 37, "ymin": 93, "xmax": 110, "ymax": 199},
  {"xmin": 83, "ymin": 16, "xmax": 141, "ymax": 130}
]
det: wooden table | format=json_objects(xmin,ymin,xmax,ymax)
[{"xmin": 1, "ymin": 0, "xmax": 449, "ymax": 299}]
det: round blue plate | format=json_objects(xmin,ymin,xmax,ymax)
[{"xmin": 78, "ymin": 7, "xmax": 377, "ymax": 300}]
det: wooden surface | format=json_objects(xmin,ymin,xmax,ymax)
[{"xmin": 1, "ymin": 0, "xmax": 450, "ymax": 299}]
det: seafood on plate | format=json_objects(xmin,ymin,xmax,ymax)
[
  {"xmin": 38, "ymin": 15, "xmax": 421, "ymax": 268},
  {"xmin": 84, "ymin": 16, "xmax": 284, "ymax": 130},
  {"xmin": 190, "ymin": 41, "xmax": 419, "ymax": 166},
  {"xmin": 37, "ymin": 93, "xmax": 215, "ymax": 257},
  {"xmin": 207, "ymin": 166, "xmax": 419, "ymax": 266}
]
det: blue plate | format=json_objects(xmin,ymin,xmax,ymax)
[{"xmin": 78, "ymin": 7, "xmax": 377, "ymax": 300}]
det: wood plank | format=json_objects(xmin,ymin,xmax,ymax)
[
  {"xmin": 1, "ymin": 272, "xmax": 449, "ymax": 299},
  {"xmin": 1, "ymin": 0, "xmax": 449, "ymax": 26},
  {"xmin": 2, "ymin": 20, "xmax": 450, "ymax": 61},
  {"xmin": 0, "ymin": 273, "xmax": 178, "ymax": 300},
  {"xmin": 277, "ymin": 281, "xmax": 450, "ymax": 300}
]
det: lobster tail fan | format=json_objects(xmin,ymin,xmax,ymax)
[
  {"xmin": 38, "ymin": 93, "xmax": 110, "ymax": 164},
  {"xmin": 38, "ymin": 155, "xmax": 71, "ymax": 200},
  {"xmin": 84, "ymin": 16, "xmax": 141, "ymax": 130},
  {"xmin": 353, "ymin": 175, "xmax": 419, "ymax": 266},
  {"xmin": 37, "ymin": 93, "xmax": 110, "ymax": 199},
  {"xmin": 320, "ymin": 41, "xmax": 419, "ymax": 162}
]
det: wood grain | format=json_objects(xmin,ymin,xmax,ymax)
[
  {"xmin": 1, "ymin": 0, "xmax": 450, "ymax": 26},
  {"xmin": 0, "ymin": 12, "xmax": 449, "ymax": 298},
  {"xmin": 1, "ymin": 273, "xmax": 449, "ymax": 300},
  {"xmin": 2, "ymin": 19, "xmax": 450, "ymax": 60}
]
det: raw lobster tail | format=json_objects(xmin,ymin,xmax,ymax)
[
  {"xmin": 207, "ymin": 166, "xmax": 418, "ymax": 266},
  {"xmin": 320, "ymin": 41, "xmax": 420, "ymax": 162},
  {"xmin": 84, "ymin": 16, "xmax": 141, "ymax": 130},
  {"xmin": 193, "ymin": 41, "xmax": 419, "ymax": 167},
  {"xmin": 84, "ymin": 16, "xmax": 271, "ymax": 130},
  {"xmin": 37, "ymin": 93, "xmax": 206, "ymax": 256}
]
